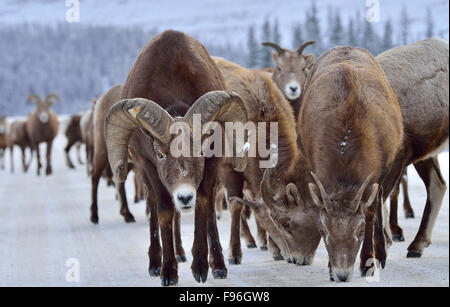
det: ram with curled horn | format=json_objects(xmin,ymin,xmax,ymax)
[
  {"xmin": 25, "ymin": 93, "xmax": 59, "ymax": 176},
  {"xmin": 102, "ymin": 30, "xmax": 248, "ymax": 286},
  {"xmin": 261, "ymin": 40, "xmax": 316, "ymax": 116}
]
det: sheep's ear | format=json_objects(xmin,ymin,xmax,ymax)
[
  {"xmin": 285, "ymin": 183, "xmax": 300, "ymax": 207},
  {"xmin": 272, "ymin": 51, "xmax": 279, "ymax": 63},
  {"xmin": 303, "ymin": 54, "xmax": 316, "ymax": 69}
]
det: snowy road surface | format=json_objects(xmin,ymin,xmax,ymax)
[{"xmin": 0, "ymin": 132, "xmax": 448, "ymax": 287}]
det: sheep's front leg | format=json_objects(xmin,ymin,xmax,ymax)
[
  {"xmin": 191, "ymin": 194, "xmax": 209, "ymax": 283},
  {"xmin": 35, "ymin": 143, "xmax": 42, "ymax": 176},
  {"xmin": 158, "ymin": 202, "xmax": 178, "ymax": 286},
  {"xmin": 45, "ymin": 140, "xmax": 53, "ymax": 175}
]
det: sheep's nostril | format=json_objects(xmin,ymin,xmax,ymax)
[
  {"xmin": 177, "ymin": 193, "xmax": 193, "ymax": 205},
  {"xmin": 289, "ymin": 86, "xmax": 298, "ymax": 93}
]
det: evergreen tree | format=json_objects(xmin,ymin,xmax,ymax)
[
  {"xmin": 304, "ymin": 0, "xmax": 322, "ymax": 54},
  {"xmin": 261, "ymin": 17, "xmax": 272, "ymax": 67},
  {"xmin": 292, "ymin": 24, "xmax": 303, "ymax": 49},
  {"xmin": 400, "ymin": 6, "xmax": 410, "ymax": 45},
  {"xmin": 362, "ymin": 20, "xmax": 380, "ymax": 55},
  {"xmin": 426, "ymin": 8, "xmax": 434, "ymax": 38},
  {"xmin": 247, "ymin": 25, "xmax": 259, "ymax": 68},
  {"xmin": 273, "ymin": 19, "xmax": 281, "ymax": 44},
  {"xmin": 347, "ymin": 17, "xmax": 357, "ymax": 46},
  {"xmin": 382, "ymin": 18, "xmax": 393, "ymax": 51},
  {"xmin": 330, "ymin": 10, "xmax": 344, "ymax": 46}
]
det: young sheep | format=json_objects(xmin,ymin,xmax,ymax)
[{"xmin": 26, "ymin": 94, "xmax": 60, "ymax": 176}]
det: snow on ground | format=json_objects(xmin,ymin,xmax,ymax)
[{"xmin": 0, "ymin": 130, "xmax": 448, "ymax": 287}]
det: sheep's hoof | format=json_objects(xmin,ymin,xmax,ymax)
[
  {"xmin": 148, "ymin": 267, "xmax": 161, "ymax": 277},
  {"xmin": 260, "ymin": 245, "xmax": 268, "ymax": 251},
  {"xmin": 90, "ymin": 216, "xmax": 99, "ymax": 224},
  {"xmin": 161, "ymin": 274, "xmax": 178, "ymax": 287},
  {"xmin": 212, "ymin": 268, "xmax": 227, "ymax": 279},
  {"xmin": 247, "ymin": 243, "xmax": 257, "ymax": 249},
  {"xmin": 45, "ymin": 166, "xmax": 52, "ymax": 175},
  {"xmin": 392, "ymin": 234, "xmax": 405, "ymax": 242},
  {"xmin": 273, "ymin": 255, "xmax": 284, "ymax": 261},
  {"xmin": 405, "ymin": 212, "xmax": 415, "ymax": 219},
  {"xmin": 407, "ymin": 250, "xmax": 422, "ymax": 258},
  {"xmin": 228, "ymin": 257, "xmax": 241, "ymax": 265},
  {"xmin": 122, "ymin": 213, "xmax": 135, "ymax": 223},
  {"xmin": 176, "ymin": 255, "xmax": 187, "ymax": 263},
  {"xmin": 360, "ymin": 266, "xmax": 374, "ymax": 277}
]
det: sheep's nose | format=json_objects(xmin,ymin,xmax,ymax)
[
  {"xmin": 177, "ymin": 193, "xmax": 193, "ymax": 205},
  {"xmin": 289, "ymin": 85, "xmax": 298, "ymax": 93}
]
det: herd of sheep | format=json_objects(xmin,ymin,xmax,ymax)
[{"xmin": 0, "ymin": 30, "xmax": 448, "ymax": 286}]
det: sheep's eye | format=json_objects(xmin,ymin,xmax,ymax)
[
  {"xmin": 282, "ymin": 222, "xmax": 290, "ymax": 229},
  {"xmin": 156, "ymin": 151, "xmax": 166, "ymax": 160},
  {"xmin": 276, "ymin": 66, "xmax": 282, "ymax": 72}
]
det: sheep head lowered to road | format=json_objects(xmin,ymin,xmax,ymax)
[{"xmin": 104, "ymin": 30, "xmax": 247, "ymax": 286}]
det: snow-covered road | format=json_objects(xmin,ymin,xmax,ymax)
[{"xmin": 0, "ymin": 132, "xmax": 448, "ymax": 287}]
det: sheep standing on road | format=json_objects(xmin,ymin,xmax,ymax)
[
  {"xmin": 8, "ymin": 120, "xmax": 33, "ymax": 173},
  {"xmin": 0, "ymin": 116, "xmax": 7, "ymax": 170},
  {"xmin": 26, "ymin": 94, "xmax": 60, "ymax": 176}
]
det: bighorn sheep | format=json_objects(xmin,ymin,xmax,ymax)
[
  {"xmin": 8, "ymin": 120, "xmax": 33, "ymax": 173},
  {"xmin": 90, "ymin": 84, "xmax": 134, "ymax": 224},
  {"xmin": 376, "ymin": 38, "xmax": 449, "ymax": 253},
  {"xmin": 255, "ymin": 40, "xmax": 448, "ymax": 282},
  {"xmin": 213, "ymin": 57, "xmax": 299, "ymax": 264},
  {"xmin": 254, "ymin": 47, "xmax": 404, "ymax": 282},
  {"xmin": 64, "ymin": 113, "xmax": 84, "ymax": 169},
  {"xmin": 262, "ymin": 41, "xmax": 316, "ymax": 116},
  {"xmin": 104, "ymin": 31, "xmax": 246, "ymax": 286},
  {"xmin": 0, "ymin": 116, "xmax": 7, "ymax": 170},
  {"xmin": 80, "ymin": 99, "xmax": 96, "ymax": 176},
  {"xmin": 26, "ymin": 94, "xmax": 60, "ymax": 176}
]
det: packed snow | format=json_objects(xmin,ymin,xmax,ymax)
[{"xmin": 0, "ymin": 125, "xmax": 448, "ymax": 286}]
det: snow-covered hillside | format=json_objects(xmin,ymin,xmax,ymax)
[{"xmin": 1, "ymin": 0, "xmax": 448, "ymax": 47}]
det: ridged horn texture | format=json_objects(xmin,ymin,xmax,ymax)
[
  {"xmin": 105, "ymin": 98, "xmax": 174, "ymax": 184},
  {"xmin": 297, "ymin": 40, "xmax": 316, "ymax": 55},
  {"xmin": 184, "ymin": 90, "xmax": 247, "ymax": 172},
  {"xmin": 105, "ymin": 90, "xmax": 247, "ymax": 184},
  {"xmin": 310, "ymin": 171, "xmax": 332, "ymax": 212},
  {"xmin": 184, "ymin": 90, "xmax": 247, "ymax": 129},
  {"xmin": 261, "ymin": 42, "xmax": 286, "ymax": 54}
]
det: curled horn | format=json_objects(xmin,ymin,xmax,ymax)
[
  {"xmin": 46, "ymin": 93, "xmax": 60, "ymax": 104},
  {"xmin": 105, "ymin": 98, "xmax": 174, "ymax": 184},
  {"xmin": 350, "ymin": 173, "xmax": 374, "ymax": 212},
  {"xmin": 183, "ymin": 90, "xmax": 246, "ymax": 129},
  {"xmin": 262, "ymin": 42, "xmax": 286, "ymax": 54},
  {"xmin": 297, "ymin": 40, "xmax": 316, "ymax": 55},
  {"xmin": 183, "ymin": 90, "xmax": 247, "ymax": 172},
  {"xmin": 27, "ymin": 94, "xmax": 42, "ymax": 105},
  {"xmin": 310, "ymin": 171, "xmax": 332, "ymax": 211}
]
